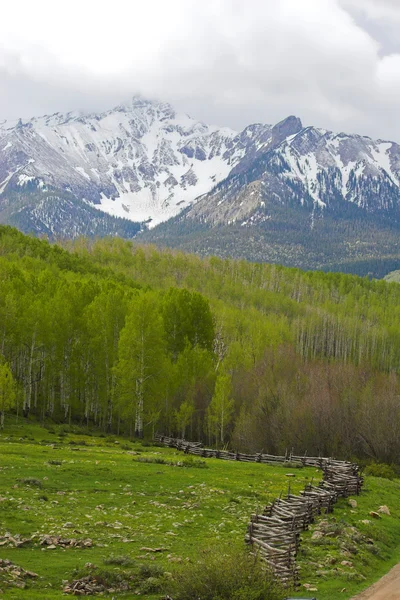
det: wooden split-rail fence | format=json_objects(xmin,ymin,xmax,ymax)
[{"xmin": 154, "ymin": 434, "xmax": 364, "ymax": 587}]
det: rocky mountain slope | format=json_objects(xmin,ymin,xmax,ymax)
[
  {"xmin": 2, "ymin": 96, "xmax": 400, "ymax": 274},
  {"xmin": 144, "ymin": 117, "xmax": 400, "ymax": 275},
  {"xmin": 0, "ymin": 97, "xmax": 304, "ymax": 239},
  {"xmin": 185, "ymin": 125, "xmax": 400, "ymax": 224},
  {"xmin": 0, "ymin": 97, "xmax": 245, "ymax": 230}
]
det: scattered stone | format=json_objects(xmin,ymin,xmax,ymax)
[
  {"xmin": 378, "ymin": 505, "xmax": 390, "ymax": 515},
  {"xmin": 63, "ymin": 522, "xmax": 75, "ymax": 528},
  {"xmin": 63, "ymin": 576, "xmax": 108, "ymax": 595},
  {"xmin": 348, "ymin": 499, "xmax": 357, "ymax": 508},
  {"xmin": 369, "ymin": 511, "xmax": 381, "ymax": 519},
  {"xmin": 0, "ymin": 559, "xmax": 38, "ymax": 590},
  {"xmin": 140, "ymin": 547, "xmax": 168, "ymax": 553},
  {"xmin": 0, "ymin": 534, "xmax": 32, "ymax": 548},
  {"xmin": 285, "ymin": 473, "xmax": 296, "ymax": 477},
  {"xmin": 64, "ymin": 574, "xmax": 130, "ymax": 595},
  {"xmin": 361, "ymin": 519, "xmax": 371, "ymax": 525},
  {"xmin": 312, "ymin": 531, "xmax": 324, "ymax": 540},
  {"xmin": 341, "ymin": 560, "xmax": 353, "ymax": 567},
  {"xmin": 319, "ymin": 520, "xmax": 329, "ymax": 528},
  {"xmin": 40, "ymin": 535, "xmax": 93, "ymax": 549}
]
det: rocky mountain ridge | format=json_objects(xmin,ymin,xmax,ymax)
[
  {"xmin": 0, "ymin": 97, "xmax": 245, "ymax": 229},
  {"xmin": 2, "ymin": 96, "xmax": 400, "ymax": 274}
]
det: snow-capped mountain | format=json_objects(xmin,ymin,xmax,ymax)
[
  {"xmin": 0, "ymin": 97, "xmax": 247, "ymax": 228},
  {"xmin": 2, "ymin": 95, "xmax": 400, "ymax": 273},
  {"xmin": 143, "ymin": 113, "xmax": 400, "ymax": 274},
  {"xmin": 0, "ymin": 98, "xmax": 309, "ymax": 232},
  {"xmin": 181, "ymin": 124, "xmax": 400, "ymax": 226}
]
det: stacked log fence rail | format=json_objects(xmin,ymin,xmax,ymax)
[{"xmin": 154, "ymin": 434, "xmax": 363, "ymax": 587}]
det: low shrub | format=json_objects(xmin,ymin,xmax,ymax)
[
  {"xmin": 177, "ymin": 456, "xmax": 208, "ymax": 469},
  {"xmin": 139, "ymin": 575, "xmax": 164, "ymax": 593},
  {"xmin": 18, "ymin": 477, "xmax": 42, "ymax": 488},
  {"xmin": 364, "ymin": 463, "xmax": 396, "ymax": 480},
  {"xmin": 138, "ymin": 563, "xmax": 164, "ymax": 579},
  {"xmin": 136, "ymin": 456, "xmax": 167, "ymax": 465},
  {"xmin": 165, "ymin": 547, "xmax": 285, "ymax": 600}
]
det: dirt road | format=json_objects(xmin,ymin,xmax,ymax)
[{"xmin": 351, "ymin": 563, "xmax": 400, "ymax": 599}]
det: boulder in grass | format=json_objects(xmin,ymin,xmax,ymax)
[{"xmin": 378, "ymin": 505, "xmax": 390, "ymax": 515}]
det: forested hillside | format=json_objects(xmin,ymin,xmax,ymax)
[{"xmin": 1, "ymin": 225, "xmax": 400, "ymax": 463}]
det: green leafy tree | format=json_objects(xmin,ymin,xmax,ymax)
[
  {"xmin": 207, "ymin": 372, "xmax": 234, "ymax": 445},
  {"xmin": 173, "ymin": 344, "xmax": 215, "ymax": 439},
  {"xmin": 0, "ymin": 359, "xmax": 17, "ymax": 428},
  {"xmin": 175, "ymin": 399, "xmax": 195, "ymax": 439},
  {"xmin": 162, "ymin": 288, "xmax": 215, "ymax": 359},
  {"xmin": 85, "ymin": 285, "xmax": 130, "ymax": 430},
  {"xmin": 115, "ymin": 291, "xmax": 166, "ymax": 438}
]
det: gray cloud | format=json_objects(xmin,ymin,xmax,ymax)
[{"xmin": 1, "ymin": 0, "xmax": 400, "ymax": 142}]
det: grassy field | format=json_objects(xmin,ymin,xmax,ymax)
[{"xmin": 0, "ymin": 421, "xmax": 400, "ymax": 599}]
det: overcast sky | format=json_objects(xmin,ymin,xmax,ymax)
[{"xmin": 1, "ymin": 0, "xmax": 400, "ymax": 140}]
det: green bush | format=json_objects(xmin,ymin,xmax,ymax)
[
  {"xmin": 136, "ymin": 456, "xmax": 167, "ymax": 465},
  {"xmin": 364, "ymin": 463, "xmax": 396, "ymax": 480},
  {"xmin": 18, "ymin": 477, "xmax": 42, "ymax": 488},
  {"xmin": 138, "ymin": 563, "xmax": 164, "ymax": 579},
  {"xmin": 165, "ymin": 548, "xmax": 285, "ymax": 600},
  {"xmin": 177, "ymin": 456, "xmax": 208, "ymax": 468},
  {"xmin": 139, "ymin": 575, "xmax": 164, "ymax": 593}
]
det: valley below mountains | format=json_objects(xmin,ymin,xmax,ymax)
[{"xmin": 2, "ymin": 96, "xmax": 400, "ymax": 275}]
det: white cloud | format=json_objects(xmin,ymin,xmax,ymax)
[
  {"xmin": 1, "ymin": 0, "xmax": 400, "ymax": 141},
  {"xmin": 340, "ymin": 0, "xmax": 400, "ymax": 22}
]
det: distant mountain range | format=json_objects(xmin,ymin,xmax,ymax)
[{"xmin": 2, "ymin": 97, "xmax": 400, "ymax": 275}]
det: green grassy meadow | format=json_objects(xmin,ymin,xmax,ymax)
[{"xmin": 0, "ymin": 422, "xmax": 400, "ymax": 599}]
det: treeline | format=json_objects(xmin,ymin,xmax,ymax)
[{"xmin": 1, "ymin": 225, "xmax": 400, "ymax": 463}]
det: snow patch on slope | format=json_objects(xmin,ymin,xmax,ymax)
[{"xmin": 0, "ymin": 97, "xmax": 243, "ymax": 226}]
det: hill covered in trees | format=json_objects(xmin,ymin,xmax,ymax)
[{"xmin": 1, "ymin": 225, "xmax": 400, "ymax": 463}]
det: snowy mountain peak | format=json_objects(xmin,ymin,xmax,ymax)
[
  {"xmin": 180, "ymin": 120, "xmax": 400, "ymax": 231},
  {"xmin": 272, "ymin": 115, "xmax": 303, "ymax": 139},
  {"xmin": 0, "ymin": 96, "xmax": 250, "ymax": 226},
  {"xmin": 2, "ymin": 96, "xmax": 400, "ymax": 241}
]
